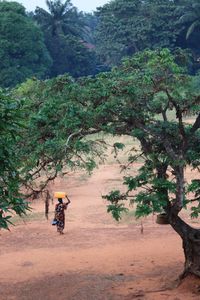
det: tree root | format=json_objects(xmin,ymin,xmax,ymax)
[
  {"xmin": 179, "ymin": 269, "xmax": 200, "ymax": 282},
  {"xmin": 129, "ymin": 286, "xmax": 173, "ymax": 298}
]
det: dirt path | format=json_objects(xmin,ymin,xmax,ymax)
[{"xmin": 0, "ymin": 164, "xmax": 200, "ymax": 300}]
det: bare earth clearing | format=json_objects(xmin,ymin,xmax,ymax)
[{"xmin": 0, "ymin": 164, "xmax": 200, "ymax": 300}]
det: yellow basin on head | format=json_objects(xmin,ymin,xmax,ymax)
[{"xmin": 54, "ymin": 192, "xmax": 66, "ymax": 198}]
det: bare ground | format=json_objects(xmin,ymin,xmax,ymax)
[{"xmin": 0, "ymin": 164, "xmax": 200, "ymax": 300}]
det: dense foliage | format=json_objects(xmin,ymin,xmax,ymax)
[
  {"xmin": 95, "ymin": 0, "xmax": 200, "ymax": 70},
  {"xmin": 13, "ymin": 75, "xmax": 106, "ymax": 196},
  {"xmin": 0, "ymin": 90, "xmax": 29, "ymax": 229},
  {"xmin": 0, "ymin": 1, "xmax": 51, "ymax": 88}
]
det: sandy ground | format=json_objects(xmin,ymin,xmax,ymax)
[{"xmin": 0, "ymin": 164, "xmax": 200, "ymax": 300}]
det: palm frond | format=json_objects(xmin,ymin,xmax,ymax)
[
  {"xmin": 179, "ymin": 12, "xmax": 197, "ymax": 24},
  {"xmin": 186, "ymin": 20, "xmax": 200, "ymax": 39}
]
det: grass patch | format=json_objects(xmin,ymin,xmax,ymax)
[
  {"xmin": 10, "ymin": 211, "xmax": 48, "ymax": 225},
  {"xmin": 119, "ymin": 209, "xmax": 137, "ymax": 224},
  {"xmin": 10, "ymin": 210, "xmax": 76, "ymax": 226}
]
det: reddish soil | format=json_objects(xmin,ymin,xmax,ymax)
[{"xmin": 0, "ymin": 164, "xmax": 200, "ymax": 300}]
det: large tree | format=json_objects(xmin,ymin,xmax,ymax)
[
  {"xmin": 67, "ymin": 48, "xmax": 199, "ymax": 278},
  {"xmin": 0, "ymin": 1, "xmax": 51, "ymax": 88}
]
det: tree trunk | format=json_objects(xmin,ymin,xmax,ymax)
[
  {"xmin": 182, "ymin": 229, "xmax": 200, "ymax": 278},
  {"xmin": 169, "ymin": 213, "xmax": 200, "ymax": 278},
  {"xmin": 165, "ymin": 165, "xmax": 200, "ymax": 278}
]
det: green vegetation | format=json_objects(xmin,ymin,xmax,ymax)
[
  {"xmin": 0, "ymin": 1, "xmax": 51, "ymax": 88},
  {"xmin": 95, "ymin": 0, "xmax": 181, "ymax": 66},
  {"xmin": 94, "ymin": 0, "xmax": 200, "ymax": 71},
  {"xmin": 1, "ymin": 0, "xmax": 200, "ymax": 86},
  {"xmin": 0, "ymin": 89, "xmax": 30, "ymax": 229}
]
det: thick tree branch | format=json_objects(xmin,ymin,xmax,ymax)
[
  {"xmin": 173, "ymin": 165, "xmax": 185, "ymax": 213},
  {"xmin": 190, "ymin": 113, "xmax": 200, "ymax": 134},
  {"xmin": 165, "ymin": 89, "xmax": 186, "ymax": 144}
]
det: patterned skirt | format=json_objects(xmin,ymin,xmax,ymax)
[{"xmin": 55, "ymin": 212, "xmax": 65, "ymax": 232}]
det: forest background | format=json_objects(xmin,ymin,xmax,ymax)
[{"xmin": 1, "ymin": 0, "xmax": 200, "ymax": 88}]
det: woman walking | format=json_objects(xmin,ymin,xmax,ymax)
[{"xmin": 54, "ymin": 196, "xmax": 71, "ymax": 234}]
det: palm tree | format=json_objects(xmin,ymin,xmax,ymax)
[
  {"xmin": 33, "ymin": 0, "xmax": 96, "ymax": 78},
  {"xmin": 34, "ymin": 0, "xmax": 83, "ymax": 37},
  {"xmin": 179, "ymin": 1, "xmax": 200, "ymax": 40}
]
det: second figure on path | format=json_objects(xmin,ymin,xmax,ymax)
[{"xmin": 54, "ymin": 196, "xmax": 71, "ymax": 235}]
